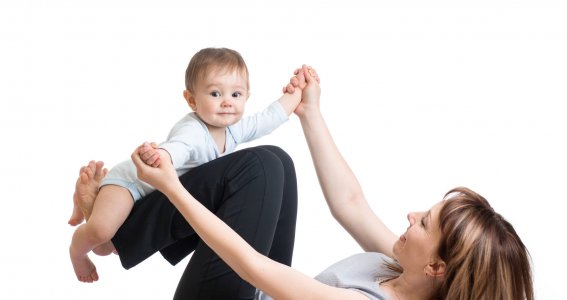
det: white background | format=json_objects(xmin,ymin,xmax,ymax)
[{"xmin": 1, "ymin": 1, "xmax": 565, "ymax": 299}]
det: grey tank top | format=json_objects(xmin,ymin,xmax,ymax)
[{"xmin": 255, "ymin": 252, "xmax": 398, "ymax": 299}]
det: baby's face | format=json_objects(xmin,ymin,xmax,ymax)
[{"xmin": 190, "ymin": 68, "xmax": 249, "ymax": 130}]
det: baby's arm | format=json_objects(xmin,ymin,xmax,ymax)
[
  {"xmin": 137, "ymin": 142, "xmax": 172, "ymax": 167},
  {"xmin": 277, "ymin": 74, "xmax": 304, "ymax": 115}
]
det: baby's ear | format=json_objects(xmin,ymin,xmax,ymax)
[{"xmin": 183, "ymin": 90, "xmax": 197, "ymax": 111}]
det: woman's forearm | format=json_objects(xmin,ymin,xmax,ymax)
[
  {"xmin": 299, "ymin": 109, "xmax": 364, "ymax": 213},
  {"xmin": 163, "ymin": 183, "xmax": 261, "ymax": 281}
]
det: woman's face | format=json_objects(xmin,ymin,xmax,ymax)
[{"xmin": 392, "ymin": 200, "xmax": 445, "ymax": 274}]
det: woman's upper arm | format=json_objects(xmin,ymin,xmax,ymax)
[
  {"xmin": 248, "ymin": 253, "xmax": 370, "ymax": 300},
  {"xmin": 330, "ymin": 195, "xmax": 398, "ymax": 257}
]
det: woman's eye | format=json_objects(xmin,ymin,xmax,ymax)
[
  {"xmin": 210, "ymin": 91, "xmax": 221, "ymax": 97},
  {"xmin": 232, "ymin": 91, "xmax": 242, "ymax": 98}
]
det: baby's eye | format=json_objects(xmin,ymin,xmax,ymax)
[
  {"xmin": 210, "ymin": 91, "xmax": 221, "ymax": 97},
  {"xmin": 232, "ymin": 91, "xmax": 242, "ymax": 98},
  {"xmin": 420, "ymin": 217, "xmax": 426, "ymax": 227}
]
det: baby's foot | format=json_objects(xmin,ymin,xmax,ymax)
[
  {"xmin": 70, "ymin": 249, "xmax": 99, "ymax": 283},
  {"xmin": 68, "ymin": 166, "xmax": 88, "ymax": 226},
  {"xmin": 75, "ymin": 161, "xmax": 107, "ymax": 221},
  {"xmin": 68, "ymin": 190, "xmax": 85, "ymax": 226}
]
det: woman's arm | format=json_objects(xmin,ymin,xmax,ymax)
[
  {"xmin": 131, "ymin": 147, "xmax": 367, "ymax": 300},
  {"xmin": 293, "ymin": 66, "xmax": 398, "ymax": 256}
]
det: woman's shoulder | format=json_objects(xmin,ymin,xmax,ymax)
[
  {"xmin": 331, "ymin": 252, "xmax": 395, "ymax": 267},
  {"xmin": 314, "ymin": 252, "xmax": 397, "ymax": 299},
  {"xmin": 315, "ymin": 252, "xmax": 398, "ymax": 281}
]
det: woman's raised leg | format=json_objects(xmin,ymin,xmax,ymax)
[{"xmin": 111, "ymin": 146, "xmax": 298, "ymax": 299}]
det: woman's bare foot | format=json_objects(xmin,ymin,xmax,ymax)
[
  {"xmin": 70, "ymin": 247, "xmax": 99, "ymax": 283},
  {"xmin": 74, "ymin": 161, "xmax": 107, "ymax": 221}
]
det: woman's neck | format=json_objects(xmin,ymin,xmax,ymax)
[{"xmin": 382, "ymin": 274, "xmax": 437, "ymax": 300}]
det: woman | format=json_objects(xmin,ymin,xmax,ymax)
[{"xmin": 119, "ymin": 65, "xmax": 534, "ymax": 299}]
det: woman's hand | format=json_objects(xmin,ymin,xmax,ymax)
[
  {"xmin": 282, "ymin": 65, "xmax": 319, "ymax": 94},
  {"xmin": 131, "ymin": 143, "xmax": 179, "ymax": 194},
  {"xmin": 293, "ymin": 65, "xmax": 321, "ymax": 118}
]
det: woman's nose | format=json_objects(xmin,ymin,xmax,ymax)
[{"xmin": 407, "ymin": 212, "xmax": 416, "ymax": 225}]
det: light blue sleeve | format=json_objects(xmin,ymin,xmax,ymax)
[
  {"xmin": 232, "ymin": 101, "xmax": 288, "ymax": 144},
  {"xmin": 158, "ymin": 119, "xmax": 206, "ymax": 169}
]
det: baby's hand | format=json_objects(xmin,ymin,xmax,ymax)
[
  {"xmin": 131, "ymin": 145, "xmax": 177, "ymax": 193},
  {"xmin": 138, "ymin": 142, "xmax": 161, "ymax": 167},
  {"xmin": 282, "ymin": 66, "xmax": 320, "ymax": 94}
]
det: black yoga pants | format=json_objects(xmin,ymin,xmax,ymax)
[{"xmin": 111, "ymin": 145, "xmax": 298, "ymax": 299}]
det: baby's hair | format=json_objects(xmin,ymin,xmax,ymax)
[{"xmin": 185, "ymin": 47, "xmax": 249, "ymax": 93}]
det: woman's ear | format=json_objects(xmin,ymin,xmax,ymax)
[
  {"xmin": 183, "ymin": 90, "xmax": 197, "ymax": 111},
  {"xmin": 425, "ymin": 261, "xmax": 446, "ymax": 278}
]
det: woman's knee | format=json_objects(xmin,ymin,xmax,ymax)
[
  {"xmin": 238, "ymin": 146, "xmax": 287, "ymax": 180},
  {"xmin": 256, "ymin": 145, "xmax": 295, "ymax": 170},
  {"xmin": 254, "ymin": 146, "xmax": 297, "ymax": 199}
]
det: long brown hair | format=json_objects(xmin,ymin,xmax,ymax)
[
  {"xmin": 382, "ymin": 187, "xmax": 534, "ymax": 299},
  {"xmin": 435, "ymin": 187, "xmax": 534, "ymax": 300}
]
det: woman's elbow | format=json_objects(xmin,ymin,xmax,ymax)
[
  {"xmin": 329, "ymin": 193, "xmax": 366, "ymax": 221},
  {"xmin": 236, "ymin": 252, "xmax": 267, "ymax": 286}
]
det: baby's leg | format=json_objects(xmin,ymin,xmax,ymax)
[
  {"xmin": 69, "ymin": 161, "xmax": 107, "ymax": 225},
  {"xmin": 92, "ymin": 241, "xmax": 117, "ymax": 256},
  {"xmin": 69, "ymin": 185, "xmax": 134, "ymax": 282}
]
